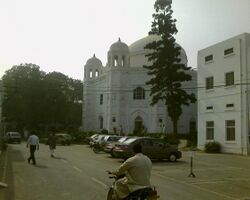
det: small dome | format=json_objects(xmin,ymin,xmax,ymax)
[
  {"xmin": 86, "ymin": 54, "xmax": 102, "ymax": 67},
  {"xmin": 109, "ymin": 38, "xmax": 129, "ymax": 52}
]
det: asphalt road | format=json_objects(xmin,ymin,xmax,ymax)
[{"xmin": 1, "ymin": 143, "xmax": 250, "ymax": 200}]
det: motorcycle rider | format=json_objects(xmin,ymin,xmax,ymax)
[{"xmin": 110, "ymin": 143, "xmax": 152, "ymax": 200}]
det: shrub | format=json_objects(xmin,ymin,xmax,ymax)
[
  {"xmin": 101, "ymin": 129, "xmax": 109, "ymax": 135},
  {"xmin": 186, "ymin": 132, "xmax": 197, "ymax": 147},
  {"xmin": 162, "ymin": 134, "xmax": 180, "ymax": 145},
  {"xmin": 204, "ymin": 141, "xmax": 221, "ymax": 153}
]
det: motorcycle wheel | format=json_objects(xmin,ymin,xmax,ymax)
[{"xmin": 93, "ymin": 147, "xmax": 100, "ymax": 154}]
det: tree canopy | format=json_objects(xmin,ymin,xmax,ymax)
[
  {"xmin": 2, "ymin": 63, "xmax": 82, "ymax": 135},
  {"xmin": 144, "ymin": 0, "xmax": 196, "ymax": 135}
]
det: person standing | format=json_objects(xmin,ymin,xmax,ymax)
[
  {"xmin": 47, "ymin": 133, "xmax": 56, "ymax": 157},
  {"xmin": 27, "ymin": 131, "xmax": 39, "ymax": 165}
]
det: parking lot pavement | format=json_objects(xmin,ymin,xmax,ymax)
[{"xmin": 151, "ymin": 151, "xmax": 250, "ymax": 200}]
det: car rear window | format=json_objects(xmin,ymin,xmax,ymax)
[
  {"xmin": 118, "ymin": 137, "xmax": 128, "ymax": 143},
  {"xmin": 123, "ymin": 138, "xmax": 137, "ymax": 144}
]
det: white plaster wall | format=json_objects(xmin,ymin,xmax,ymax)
[{"xmin": 198, "ymin": 33, "xmax": 250, "ymax": 155}]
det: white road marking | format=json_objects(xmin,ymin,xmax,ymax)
[
  {"xmin": 91, "ymin": 177, "xmax": 109, "ymax": 189},
  {"xmin": 73, "ymin": 166, "xmax": 82, "ymax": 173},
  {"xmin": 61, "ymin": 159, "xmax": 68, "ymax": 163},
  {"xmin": 154, "ymin": 172, "xmax": 236, "ymax": 200}
]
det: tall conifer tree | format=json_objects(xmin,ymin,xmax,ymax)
[{"xmin": 144, "ymin": 0, "xmax": 196, "ymax": 135}]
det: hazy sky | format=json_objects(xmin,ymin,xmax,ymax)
[{"xmin": 0, "ymin": 0, "xmax": 250, "ymax": 80}]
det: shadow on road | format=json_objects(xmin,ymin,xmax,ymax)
[
  {"xmin": 33, "ymin": 164, "xmax": 48, "ymax": 169},
  {"xmin": 52, "ymin": 156, "xmax": 67, "ymax": 160}
]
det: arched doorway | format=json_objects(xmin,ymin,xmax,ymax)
[{"xmin": 134, "ymin": 116, "xmax": 143, "ymax": 135}]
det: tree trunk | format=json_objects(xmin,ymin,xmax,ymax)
[{"xmin": 173, "ymin": 119, "xmax": 178, "ymax": 136}]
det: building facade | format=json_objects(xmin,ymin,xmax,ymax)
[
  {"xmin": 198, "ymin": 33, "xmax": 250, "ymax": 155},
  {"xmin": 82, "ymin": 35, "xmax": 197, "ymax": 135}
]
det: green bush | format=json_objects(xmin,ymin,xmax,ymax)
[
  {"xmin": 101, "ymin": 129, "xmax": 109, "ymax": 135},
  {"xmin": 162, "ymin": 134, "xmax": 180, "ymax": 145},
  {"xmin": 186, "ymin": 132, "xmax": 197, "ymax": 147},
  {"xmin": 205, "ymin": 141, "xmax": 221, "ymax": 153}
]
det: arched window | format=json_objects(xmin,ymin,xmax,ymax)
[
  {"xmin": 114, "ymin": 56, "xmax": 118, "ymax": 67},
  {"xmin": 133, "ymin": 87, "xmax": 145, "ymax": 100},
  {"xmin": 90, "ymin": 70, "xmax": 93, "ymax": 78},
  {"xmin": 122, "ymin": 56, "xmax": 126, "ymax": 67},
  {"xmin": 95, "ymin": 69, "xmax": 99, "ymax": 77}
]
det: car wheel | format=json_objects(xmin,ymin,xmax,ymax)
[
  {"xmin": 168, "ymin": 153, "xmax": 177, "ymax": 162},
  {"xmin": 110, "ymin": 149, "xmax": 116, "ymax": 158}
]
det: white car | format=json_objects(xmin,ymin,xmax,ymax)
[{"xmin": 6, "ymin": 132, "xmax": 21, "ymax": 144}]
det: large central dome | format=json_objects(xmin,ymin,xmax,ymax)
[
  {"xmin": 129, "ymin": 35, "xmax": 160, "ymax": 54},
  {"xmin": 129, "ymin": 35, "xmax": 188, "ymax": 67}
]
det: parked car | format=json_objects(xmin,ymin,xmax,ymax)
[
  {"xmin": 55, "ymin": 133, "xmax": 72, "ymax": 145},
  {"xmin": 89, "ymin": 134, "xmax": 100, "ymax": 147},
  {"xmin": 6, "ymin": 132, "xmax": 21, "ymax": 144},
  {"xmin": 113, "ymin": 137, "xmax": 182, "ymax": 161},
  {"xmin": 102, "ymin": 135, "xmax": 122, "ymax": 146},
  {"xmin": 103, "ymin": 136, "xmax": 130, "ymax": 157}
]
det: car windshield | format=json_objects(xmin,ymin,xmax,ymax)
[{"xmin": 123, "ymin": 138, "xmax": 137, "ymax": 144}]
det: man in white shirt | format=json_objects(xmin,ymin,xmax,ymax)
[
  {"xmin": 111, "ymin": 143, "xmax": 152, "ymax": 199},
  {"xmin": 27, "ymin": 131, "xmax": 39, "ymax": 165}
]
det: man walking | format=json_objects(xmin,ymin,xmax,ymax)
[
  {"xmin": 47, "ymin": 132, "xmax": 56, "ymax": 157},
  {"xmin": 27, "ymin": 131, "xmax": 39, "ymax": 165}
]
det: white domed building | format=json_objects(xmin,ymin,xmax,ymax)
[{"xmin": 82, "ymin": 35, "xmax": 197, "ymax": 134}]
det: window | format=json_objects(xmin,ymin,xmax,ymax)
[
  {"xmin": 100, "ymin": 94, "xmax": 103, "ymax": 105},
  {"xmin": 122, "ymin": 56, "xmax": 126, "ymax": 67},
  {"xmin": 226, "ymin": 103, "xmax": 234, "ymax": 108},
  {"xmin": 206, "ymin": 106, "xmax": 213, "ymax": 110},
  {"xmin": 206, "ymin": 121, "xmax": 214, "ymax": 140},
  {"xmin": 95, "ymin": 69, "xmax": 99, "ymax": 77},
  {"xmin": 224, "ymin": 48, "xmax": 234, "ymax": 56},
  {"xmin": 90, "ymin": 70, "xmax": 93, "ymax": 78},
  {"xmin": 114, "ymin": 56, "xmax": 118, "ymax": 67},
  {"xmin": 112, "ymin": 117, "xmax": 116, "ymax": 122},
  {"xmin": 133, "ymin": 87, "xmax": 145, "ymax": 99},
  {"xmin": 225, "ymin": 72, "xmax": 234, "ymax": 86},
  {"xmin": 206, "ymin": 77, "xmax": 214, "ymax": 90},
  {"xmin": 205, "ymin": 54, "xmax": 213, "ymax": 62},
  {"xmin": 226, "ymin": 120, "xmax": 235, "ymax": 141}
]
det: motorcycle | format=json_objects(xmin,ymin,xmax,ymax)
[
  {"xmin": 92, "ymin": 142, "xmax": 103, "ymax": 153},
  {"xmin": 107, "ymin": 171, "xmax": 159, "ymax": 200}
]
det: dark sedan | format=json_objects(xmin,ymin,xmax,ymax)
[{"xmin": 113, "ymin": 137, "xmax": 182, "ymax": 161}]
